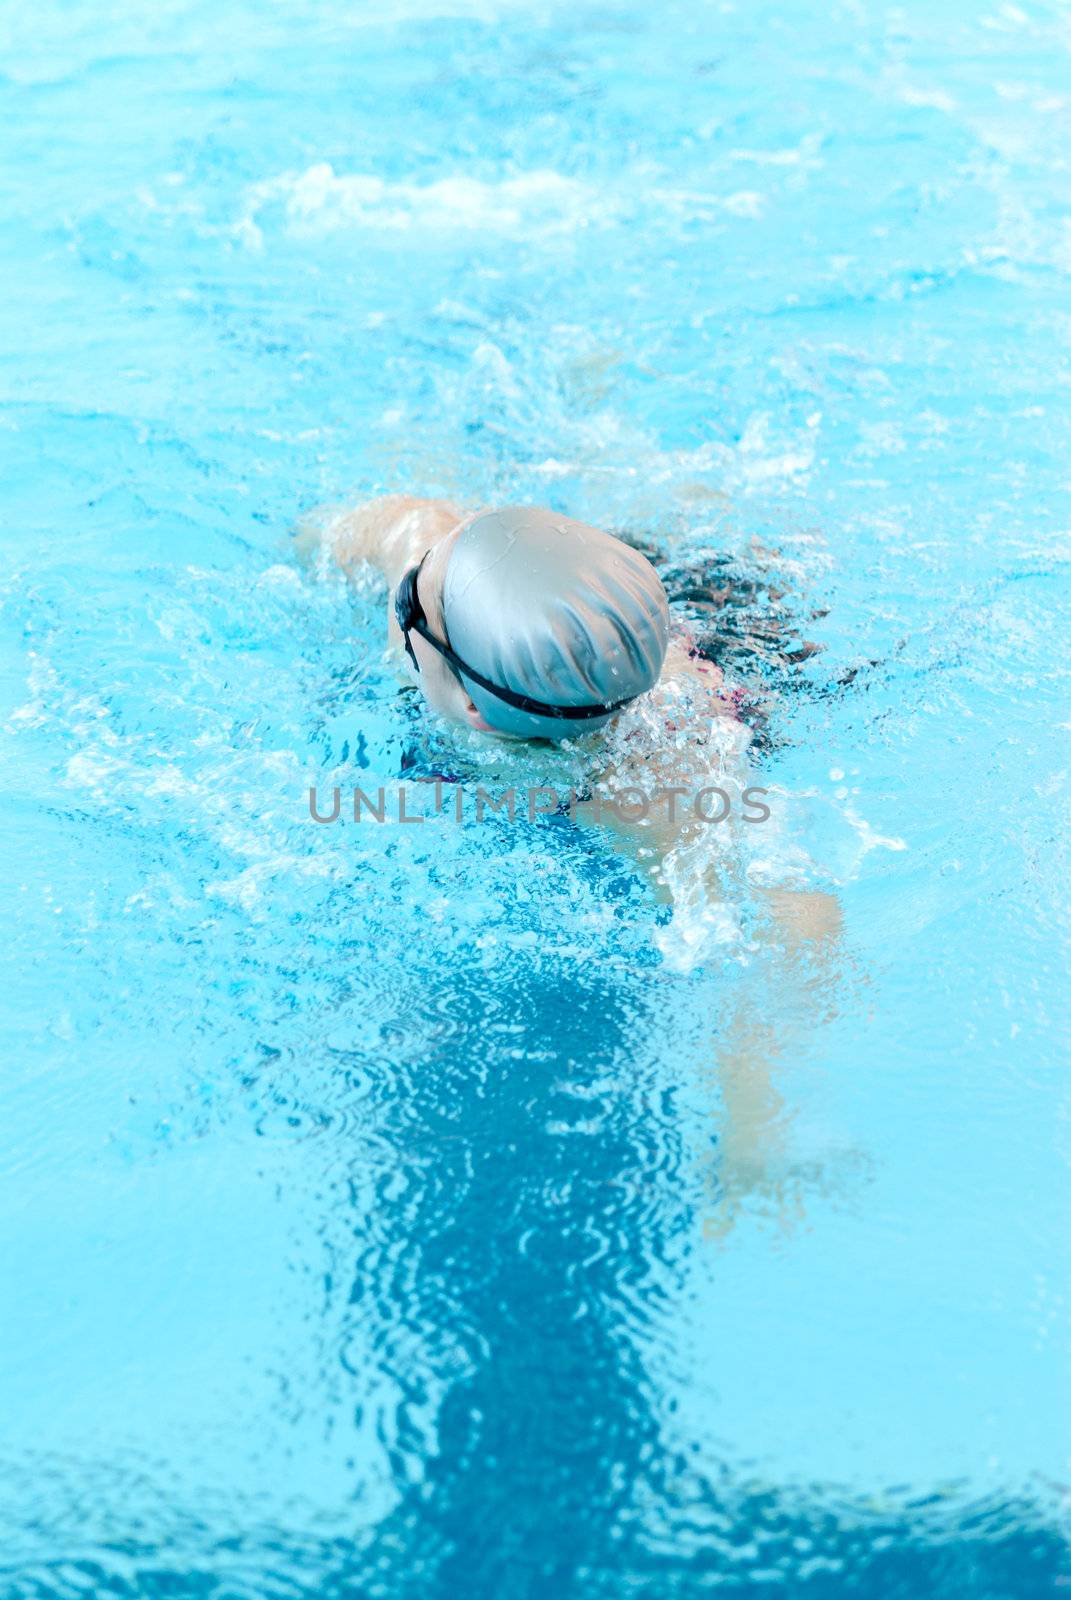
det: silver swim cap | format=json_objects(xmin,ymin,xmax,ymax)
[{"xmin": 441, "ymin": 507, "xmax": 670, "ymax": 740}]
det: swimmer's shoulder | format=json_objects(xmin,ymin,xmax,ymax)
[
  {"xmin": 302, "ymin": 495, "xmax": 468, "ymax": 580},
  {"xmin": 657, "ymin": 634, "xmax": 746, "ymax": 726}
]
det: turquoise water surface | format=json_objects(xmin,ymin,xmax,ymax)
[{"xmin": 2, "ymin": 0, "xmax": 1070, "ymax": 1594}]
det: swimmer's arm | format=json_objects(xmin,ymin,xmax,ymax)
[
  {"xmin": 296, "ymin": 495, "xmax": 467, "ymax": 590},
  {"xmin": 757, "ymin": 885, "xmax": 843, "ymax": 955},
  {"xmin": 695, "ymin": 883, "xmax": 845, "ymax": 1240},
  {"xmin": 586, "ymin": 793, "xmax": 844, "ymax": 1221}
]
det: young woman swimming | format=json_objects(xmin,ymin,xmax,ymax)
[
  {"xmin": 308, "ymin": 494, "xmax": 748, "ymax": 847},
  {"xmin": 307, "ymin": 492, "xmax": 850, "ymax": 1231}
]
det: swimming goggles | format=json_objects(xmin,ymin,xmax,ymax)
[{"xmin": 394, "ymin": 553, "xmax": 636, "ymax": 722}]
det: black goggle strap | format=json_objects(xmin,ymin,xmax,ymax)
[
  {"xmin": 394, "ymin": 557, "xmax": 427, "ymax": 672},
  {"xmin": 394, "ymin": 559, "xmax": 636, "ymax": 723}
]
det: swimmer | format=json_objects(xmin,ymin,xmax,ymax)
[
  {"xmin": 304, "ymin": 494, "xmax": 741, "ymax": 847},
  {"xmin": 305, "ymin": 494, "xmax": 848, "ymax": 1228},
  {"xmin": 302, "ymin": 494, "xmax": 835, "ymax": 858}
]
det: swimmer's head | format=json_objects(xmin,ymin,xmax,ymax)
[{"xmin": 397, "ymin": 507, "xmax": 670, "ymax": 742}]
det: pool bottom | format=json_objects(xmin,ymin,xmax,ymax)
[{"xmin": 1, "ymin": 1450, "xmax": 1066, "ymax": 1599}]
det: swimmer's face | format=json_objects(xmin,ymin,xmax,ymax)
[{"xmin": 406, "ymin": 529, "xmax": 504, "ymax": 737}]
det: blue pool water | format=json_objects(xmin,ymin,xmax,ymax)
[{"xmin": 2, "ymin": 0, "xmax": 1070, "ymax": 1593}]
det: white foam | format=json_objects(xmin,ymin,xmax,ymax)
[
  {"xmin": 728, "ymin": 133, "xmax": 825, "ymax": 168},
  {"xmin": 237, "ymin": 163, "xmax": 601, "ymax": 245}
]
